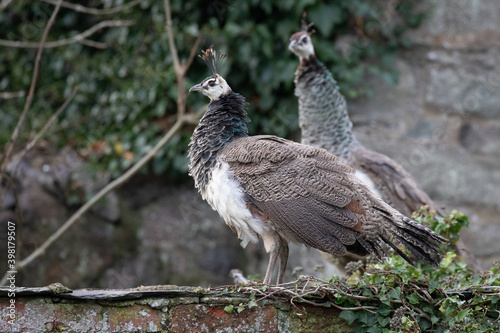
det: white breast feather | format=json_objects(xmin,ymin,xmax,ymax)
[
  {"xmin": 202, "ymin": 162, "xmax": 268, "ymax": 248},
  {"xmin": 355, "ymin": 169, "xmax": 383, "ymax": 199}
]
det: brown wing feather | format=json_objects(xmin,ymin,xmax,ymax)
[
  {"xmin": 221, "ymin": 136, "xmax": 447, "ymax": 265},
  {"xmin": 350, "ymin": 147, "xmax": 438, "ymax": 216},
  {"xmin": 221, "ymin": 135, "xmax": 374, "ymax": 256}
]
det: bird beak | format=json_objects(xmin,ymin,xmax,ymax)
[{"xmin": 189, "ymin": 83, "xmax": 202, "ymax": 93}]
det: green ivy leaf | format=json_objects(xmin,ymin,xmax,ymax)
[
  {"xmin": 406, "ymin": 293, "xmax": 420, "ymax": 305},
  {"xmin": 378, "ymin": 315, "xmax": 390, "ymax": 327},
  {"xmin": 457, "ymin": 309, "xmax": 470, "ymax": 321},
  {"xmin": 224, "ymin": 305, "xmax": 234, "ymax": 314},
  {"xmin": 377, "ymin": 305, "xmax": 391, "ymax": 316},
  {"xmin": 339, "ymin": 310, "xmax": 358, "ymax": 325},
  {"xmin": 379, "ymin": 294, "xmax": 391, "ymax": 306},
  {"xmin": 388, "ymin": 287, "xmax": 401, "ymax": 300}
]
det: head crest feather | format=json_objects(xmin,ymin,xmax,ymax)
[
  {"xmin": 199, "ymin": 45, "xmax": 226, "ymax": 75},
  {"xmin": 301, "ymin": 12, "xmax": 316, "ymax": 35}
]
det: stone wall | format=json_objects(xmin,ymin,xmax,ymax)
[
  {"xmin": 0, "ymin": 286, "xmax": 351, "ymax": 333},
  {"xmin": 347, "ymin": 0, "xmax": 500, "ymax": 268},
  {"xmin": 1, "ymin": 0, "xmax": 498, "ymax": 290},
  {"xmin": 0, "ymin": 145, "xmax": 341, "ymax": 289}
]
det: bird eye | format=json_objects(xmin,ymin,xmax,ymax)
[{"xmin": 208, "ymin": 80, "xmax": 216, "ymax": 87}]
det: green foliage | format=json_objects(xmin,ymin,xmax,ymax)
[
  {"xmin": 1, "ymin": 0, "xmax": 430, "ymax": 179},
  {"xmin": 337, "ymin": 210, "xmax": 500, "ymax": 333}
]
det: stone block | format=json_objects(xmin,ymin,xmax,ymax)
[
  {"xmin": 459, "ymin": 122, "xmax": 500, "ymax": 155},
  {"xmin": 408, "ymin": 0, "xmax": 500, "ymax": 45},
  {"xmin": 169, "ymin": 304, "xmax": 279, "ymax": 332}
]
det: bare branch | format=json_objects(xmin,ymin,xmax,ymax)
[
  {"xmin": 0, "ymin": 0, "xmax": 63, "ymax": 191},
  {"xmin": 78, "ymin": 39, "xmax": 108, "ymax": 49},
  {"xmin": 0, "ymin": 0, "xmax": 13, "ymax": 12},
  {"xmin": 0, "ymin": 117, "xmax": 185, "ymax": 286},
  {"xmin": 163, "ymin": 0, "xmax": 201, "ymax": 121},
  {"xmin": 25, "ymin": 87, "xmax": 78, "ymax": 152},
  {"xmin": 182, "ymin": 35, "xmax": 202, "ymax": 74},
  {"xmin": 0, "ymin": 0, "xmax": 202, "ymax": 285},
  {"xmin": 163, "ymin": 0, "xmax": 180, "ymax": 74},
  {"xmin": 0, "ymin": 87, "xmax": 78, "ymax": 209},
  {"xmin": 0, "ymin": 20, "xmax": 135, "ymax": 49},
  {"xmin": 0, "ymin": 91, "xmax": 25, "ymax": 99},
  {"xmin": 42, "ymin": 0, "xmax": 144, "ymax": 16}
]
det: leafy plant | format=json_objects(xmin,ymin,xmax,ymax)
[
  {"xmin": 1, "ymin": 0, "xmax": 431, "ymax": 180},
  {"xmin": 215, "ymin": 210, "xmax": 499, "ymax": 332},
  {"xmin": 338, "ymin": 209, "xmax": 500, "ymax": 332}
]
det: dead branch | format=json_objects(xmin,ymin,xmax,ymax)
[
  {"xmin": 0, "ymin": 0, "xmax": 63, "ymax": 195},
  {"xmin": 24, "ymin": 87, "xmax": 79, "ymax": 153},
  {"xmin": 78, "ymin": 39, "xmax": 108, "ymax": 49},
  {"xmin": 163, "ymin": 0, "xmax": 201, "ymax": 119},
  {"xmin": 0, "ymin": 0, "xmax": 13, "ymax": 12},
  {"xmin": 42, "ymin": 0, "xmax": 144, "ymax": 16},
  {"xmin": 0, "ymin": 20, "xmax": 135, "ymax": 49},
  {"xmin": 0, "ymin": 0, "xmax": 201, "ymax": 286}
]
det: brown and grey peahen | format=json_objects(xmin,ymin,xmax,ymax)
[
  {"xmin": 188, "ymin": 46, "xmax": 447, "ymax": 284},
  {"xmin": 289, "ymin": 25, "xmax": 478, "ymax": 271}
]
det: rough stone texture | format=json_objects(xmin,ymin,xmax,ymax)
[
  {"xmin": 0, "ymin": 144, "xmax": 342, "ymax": 289},
  {"xmin": 0, "ymin": 287, "xmax": 352, "ymax": 333},
  {"xmin": 0, "ymin": 147, "xmax": 121, "ymax": 288},
  {"xmin": 348, "ymin": 0, "xmax": 500, "ymax": 269},
  {"xmin": 103, "ymin": 183, "xmax": 247, "ymax": 288},
  {"xmin": 1, "ymin": 0, "xmax": 499, "ymax": 290},
  {"xmin": 169, "ymin": 304, "xmax": 279, "ymax": 332}
]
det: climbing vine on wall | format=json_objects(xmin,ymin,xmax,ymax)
[
  {"xmin": 0, "ymin": 0, "xmax": 430, "ymax": 179},
  {"xmin": 216, "ymin": 209, "xmax": 500, "ymax": 332}
]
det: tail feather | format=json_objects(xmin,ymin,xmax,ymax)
[
  {"xmin": 394, "ymin": 234, "xmax": 440, "ymax": 266},
  {"xmin": 401, "ymin": 216, "xmax": 448, "ymax": 243},
  {"xmin": 393, "ymin": 223, "xmax": 442, "ymax": 254},
  {"xmin": 372, "ymin": 207, "xmax": 448, "ymax": 267},
  {"xmin": 379, "ymin": 235, "xmax": 414, "ymax": 265}
]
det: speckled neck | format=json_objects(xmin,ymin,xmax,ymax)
[
  {"xmin": 294, "ymin": 56, "xmax": 360, "ymax": 160},
  {"xmin": 188, "ymin": 92, "xmax": 250, "ymax": 191}
]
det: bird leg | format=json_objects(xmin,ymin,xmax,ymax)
[
  {"xmin": 276, "ymin": 241, "xmax": 289, "ymax": 284},
  {"xmin": 262, "ymin": 231, "xmax": 289, "ymax": 284},
  {"xmin": 263, "ymin": 246, "xmax": 279, "ymax": 285}
]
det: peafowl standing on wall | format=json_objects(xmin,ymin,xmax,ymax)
[
  {"xmin": 188, "ymin": 46, "xmax": 446, "ymax": 284},
  {"xmin": 289, "ymin": 28, "xmax": 435, "ymax": 217},
  {"xmin": 289, "ymin": 24, "xmax": 479, "ymax": 271}
]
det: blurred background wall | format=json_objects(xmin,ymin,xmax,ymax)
[{"xmin": 0, "ymin": 0, "xmax": 498, "ymax": 288}]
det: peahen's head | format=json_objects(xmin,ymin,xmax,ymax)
[
  {"xmin": 189, "ymin": 74, "xmax": 231, "ymax": 101},
  {"xmin": 289, "ymin": 31, "xmax": 315, "ymax": 61},
  {"xmin": 189, "ymin": 46, "xmax": 232, "ymax": 101}
]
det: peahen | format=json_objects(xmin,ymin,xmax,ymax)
[
  {"xmin": 188, "ymin": 46, "xmax": 447, "ymax": 284},
  {"xmin": 289, "ymin": 24, "xmax": 478, "ymax": 271}
]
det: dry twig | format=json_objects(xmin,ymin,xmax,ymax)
[
  {"xmin": 0, "ymin": 0, "xmax": 13, "ymax": 12},
  {"xmin": 0, "ymin": 20, "xmax": 135, "ymax": 49},
  {"xmin": 25, "ymin": 87, "xmax": 79, "ymax": 153},
  {"xmin": 0, "ymin": 0, "xmax": 200, "ymax": 286},
  {"xmin": 42, "ymin": 0, "xmax": 144, "ymax": 16},
  {"xmin": 0, "ymin": 0, "xmax": 63, "ymax": 196}
]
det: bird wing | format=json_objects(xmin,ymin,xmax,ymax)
[
  {"xmin": 349, "ymin": 147, "xmax": 438, "ymax": 216},
  {"xmin": 221, "ymin": 135, "xmax": 375, "ymax": 257}
]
